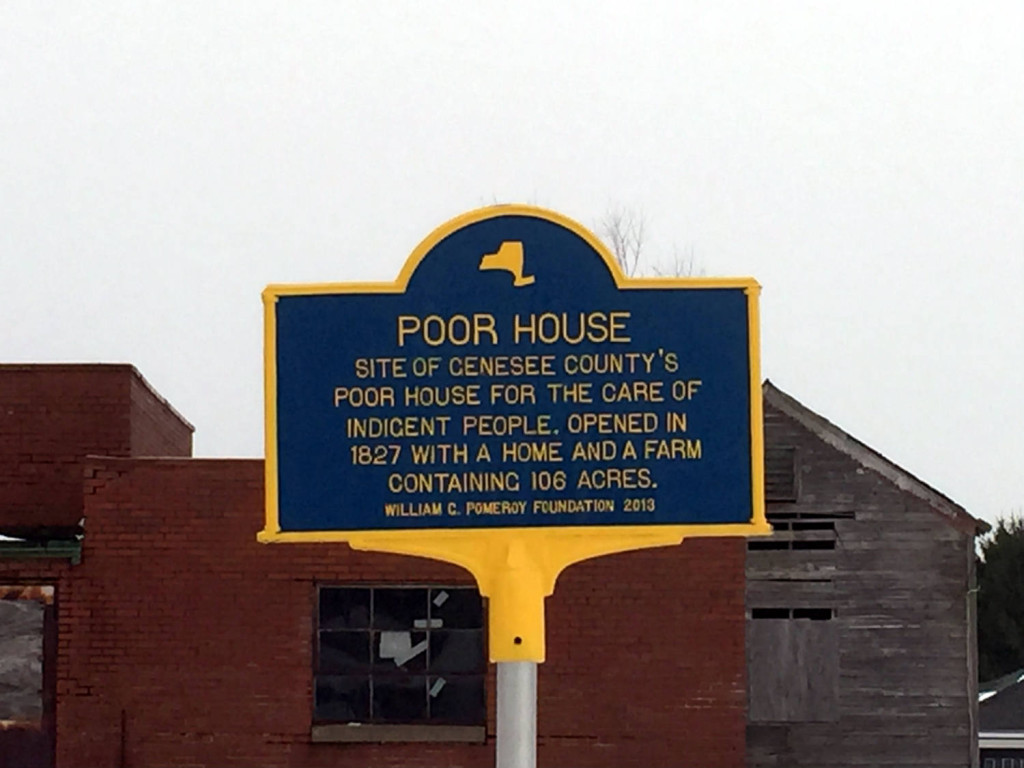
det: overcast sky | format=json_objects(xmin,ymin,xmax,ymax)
[{"xmin": 1, "ymin": 2, "xmax": 1021, "ymax": 525}]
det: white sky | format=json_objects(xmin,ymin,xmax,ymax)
[{"xmin": 1, "ymin": 2, "xmax": 1021, "ymax": 525}]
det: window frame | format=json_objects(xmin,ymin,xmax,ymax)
[{"xmin": 311, "ymin": 583, "xmax": 487, "ymax": 744}]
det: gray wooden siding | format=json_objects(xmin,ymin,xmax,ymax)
[{"xmin": 747, "ymin": 401, "xmax": 976, "ymax": 768}]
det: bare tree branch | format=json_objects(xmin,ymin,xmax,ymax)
[
  {"xmin": 651, "ymin": 244, "xmax": 702, "ymax": 277},
  {"xmin": 598, "ymin": 205, "xmax": 646, "ymax": 277},
  {"xmin": 598, "ymin": 205, "xmax": 701, "ymax": 277}
]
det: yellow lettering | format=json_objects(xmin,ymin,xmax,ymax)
[
  {"xmin": 600, "ymin": 380, "xmax": 665, "ymax": 403},
  {"xmin": 512, "ymin": 312, "xmax": 632, "ymax": 346},
  {"xmin": 565, "ymin": 412, "xmax": 659, "ymax": 434},
  {"xmin": 386, "ymin": 471, "xmax": 521, "ymax": 494},
  {"xmin": 501, "ymin": 441, "xmax": 564, "ymax": 462},
  {"xmin": 609, "ymin": 311, "xmax": 630, "ymax": 342},
  {"xmin": 403, "ymin": 385, "xmax": 481, "ymax": 407},
  {"xmin": 489, "ymin": 383, "xmax": 536, "ymax": 405},
  {"xmin": 397, "ymin": 313, "xmax": 499, "ymax": 347},
  {"xmin": 333, "ymin": 386, "xmax": 395, "ymax": 408},
  {"xmin": 576, "ymin": 467, "xmax": 653, "ymax": 490},
  {"xmin": 473, "ymin": 314, "xmax": 499, "ymax": 346},
  {"xmin": 642, "ymin": 438, "xmax": 702, "ymax": 460},
  {"xmin": 671, "ymin": 379, "xmax": 703, "ymax": 401},
  {"xmin": 667, "ymin": 412, "xmax": 687, "ymax": 432},
  {"xmin": 570, "ymin": 440, "xmax": 618, "ymax": 460},
  {"xmin": 422, "ymin": 314, "xmax": 446, "ymax": 346},
  {"xmin": 397, "ymin": 315, "xmax": 420, "ymax": 347},
  {"xmin": 462, "ymin": 414, "xmax": 553, "ymax": 437}
]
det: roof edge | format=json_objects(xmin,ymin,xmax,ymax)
[
  {"xmin": 0, "ymin": 362, "xmax": 195, "ymax": 432},
  {"xmin": 84, "ymin": 455, "xmax": 262, "ymax": 466},
  {"xmin": 127, "ymin": 365, "xmax": 196, "ymax": 433},
  {"xmin": 763, "ymin": 380, "xmax": 989, "ymax": 536}
]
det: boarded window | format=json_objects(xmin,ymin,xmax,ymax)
[
  {"xmin": 315, "ymin": 586, "xmax": 485, "ymax": 726},
  {"xmin": 747, "ymin": 611, "xmax": 838, "ymax": 722}
]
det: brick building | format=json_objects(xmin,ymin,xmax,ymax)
[
  {"xmin": 0, "ymin": 364, "xmax": 746, "ymax": 768},
  {"xmin": 0, "ymin": 364, "xmax": 986, "ymax": 767}
]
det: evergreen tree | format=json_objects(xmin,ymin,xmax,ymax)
[{"xmin": 978, "ymin": 514, "xmax": 1024, "ymax": 681}]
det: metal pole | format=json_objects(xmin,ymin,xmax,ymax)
[{"xmin": 496, "ymin": 661, "xmax": 537, "ymax": 768}]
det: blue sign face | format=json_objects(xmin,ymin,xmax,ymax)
[{"xmin": 267, "ymin": 208, "xmax": 762, "ymax": 533}]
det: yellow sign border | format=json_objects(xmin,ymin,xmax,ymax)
[{"xmin": 259, "ymin": 204, "xmax": 770, "ymax": 661}]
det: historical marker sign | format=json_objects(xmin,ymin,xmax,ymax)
[
  {"xmin": 261, "ymin": 206, "xmax": 766, "ymax": 540},
  {"xmin": 260, "ymin": 205, "xmax": 768, "ymax": 663}
]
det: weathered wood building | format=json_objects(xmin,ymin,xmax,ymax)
[{"xmin": 748, "ymin": 381, "xmax": 987, "ymax": 767}]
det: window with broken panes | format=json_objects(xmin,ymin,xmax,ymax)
[{"xmin": 315, "ymin": 586, "xmax": 485, "ymax": 725}]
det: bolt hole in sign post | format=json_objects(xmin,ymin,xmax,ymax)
[{"xmin": 259, "ymin": 205, "xmax": 769, "ymax": 662}]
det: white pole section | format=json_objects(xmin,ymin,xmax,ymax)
[{"xmin": 496, "ymin": 661, "xmax": 537, "ymax": 768}]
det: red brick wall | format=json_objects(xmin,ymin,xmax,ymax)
[
  {"xmin": 0, "ymin": 365, "xmax": 132, "ymax": 529},
  {"xmin": 544, "ymin": 541, "xmax": 746, "ymax": 767},
  {"xmin": 128, "ymin": 374, "xmax": 193, "ymax": 458},
  {"xmin": 45, "ymin": 457, "xmax": 746, "ymax": 768},
  {"xmin": 0, "ymin": 556, "xmax": 74, "ymax": 585},
  {"xmin": 0, "ymin": 365, "xmax": 192, "ymax": 529}
]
